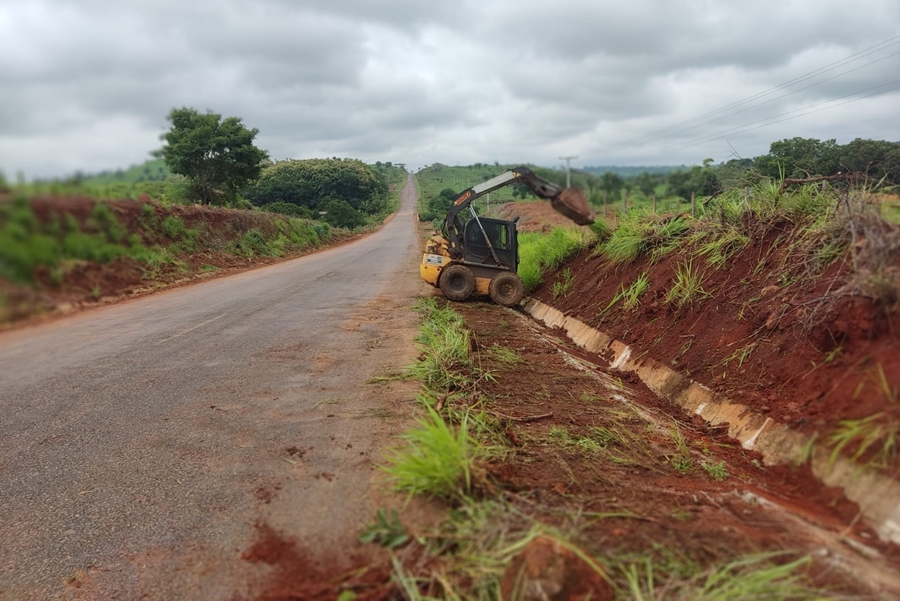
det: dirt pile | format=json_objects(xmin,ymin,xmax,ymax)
[{"xmin": 492, "ymin": 202, "xmax": 590, "ymax": 233}]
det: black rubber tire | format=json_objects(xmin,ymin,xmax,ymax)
[
  {"xmin": 489, "ymin": 272, "xmax": 525, "ymax": 307},
  {"xmin": 439, "ymin": 264, "xmax": 476, "ymax": 302}
]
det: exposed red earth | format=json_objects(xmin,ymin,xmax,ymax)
[{"xmin": 528, "ymin": 209, "xmax": 899, "ymax": 460}]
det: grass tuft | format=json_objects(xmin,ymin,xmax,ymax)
[
  {"xmin": 666, "ymin": 260, "xmax": 710, "ymax": 309},
  {"xmin": 604, "ymin": 272, "xmax": 650, "ymax": 313},
  {"xmin": 696, "ymin": 227, "xmax": 749, "ymax": 269},
  {"xmin": 551, "ymin": 267, "xmax": 574, "ymax": 299},
  {"xmin": 518, "ymin": 227, "xmax": 591, "ymax": 291},
  {"xmin": 381, "ymin": 407, "xmax": 483, "ymax": 501},
  {"xmin": 409, "ymin": 298, "xmax": 474, "ymax": 391},
  {"xmin": 619, "ymin": 552, "xmax": 821, "ymax": 601}
]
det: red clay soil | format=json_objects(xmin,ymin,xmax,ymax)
[
  {"xmin": 446, "ymin": 301, "xmax": 898, "ymax": 596},
  {"xmin": 532, "ymin": 214, "xmax": 900, "ymax": 467},
  {"xmin": 492, "ymin": 201, "xmax": 622, "ymax": 233},
  {"xmin": 239, "ymin": 523, "xmax": 395, "ymax": 601},
  {"xmin": 492, "ymin": 202, "xmax": 589, "ymax": 233},
  {"xmin": 237, "ymin": 297, "xmax": 899, "ymax": 598}
]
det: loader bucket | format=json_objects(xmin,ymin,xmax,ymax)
[{"xmin": 551, "ymin": 187, "xmax": 595, "ymax": 226}]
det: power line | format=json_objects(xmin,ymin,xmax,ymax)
[
  {"xmin": 671, "ymin": 49, "xmax": 900, "ymax": 136},
  {"xmin": 675, "ymin": 79, "xmax": 900, "ymax": 150},
  {"xmin": 622, "ymin": 34, "xmax": 900, "ymax": 145},
  {"xmin": 685, "ymin": 51, "xmax": 900, "ymax": 138}
]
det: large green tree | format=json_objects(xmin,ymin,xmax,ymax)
[
  {"xmin": 666, "ymin": 159, "xmax": 721, "ymax": 200},
  {"xmin": 156, "ymin": 108, "xmax": 269, "ymax": 205},
  {"xmin": 752, "ymin": 137, "xmax": 900, "ymax": 184},
  {"xmin": 753, "ymin": 137, "xmax": 839, "ymax": 179},
  {"xmin": 245, "ymin": 158, "xmax": 388, "ymax": 215}
]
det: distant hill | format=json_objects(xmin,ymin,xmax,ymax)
[
  {"xmin": 581, "ymin": 165, "xmax": 685, "ymax": 178},
  {"xmin": 79, "ymin": 158, "xmax": 170, "ymax": 184}
]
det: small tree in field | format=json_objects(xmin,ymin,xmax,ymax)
[{"xmin": 156, "ymin": 108, "xmax": 268, "ymax": 205}]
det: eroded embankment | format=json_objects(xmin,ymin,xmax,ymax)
[
  {"xmin": 524, "ymin": 298, "xmax": 900, "ymax": 547},
  {"xmin": 519, "ymin": 196, "xmax": 900, "ymax": 548}
]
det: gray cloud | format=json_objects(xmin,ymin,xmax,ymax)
[{"xmin": 1, "ymin": 0, "xmax": 899, "ymax": 178}]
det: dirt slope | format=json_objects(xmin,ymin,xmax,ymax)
[{"xmin": 533, "ymin": 214, "xmax": 899, "ymax": 470}]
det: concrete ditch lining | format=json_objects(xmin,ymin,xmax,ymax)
[{"xmin": 522, "ymin": 298, "xmax": 900, "ymax": 545}]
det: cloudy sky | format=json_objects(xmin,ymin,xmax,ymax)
[{"xmin": 1, "ymin": 0, "xmax": 899, "ymax": 178}]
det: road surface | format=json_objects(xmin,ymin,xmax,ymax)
[{"xmin": 0, "ymin": 176, "xmax": 424, "ymax": 600}]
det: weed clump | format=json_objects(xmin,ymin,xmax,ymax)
[{"xmin": 382, "ymin": 407, "xmax": 482, "ymax": 501}]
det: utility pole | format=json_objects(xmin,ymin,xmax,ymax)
[{"xmin": 559, "ymin": 155, "xmax": 578, "ymax": 188}]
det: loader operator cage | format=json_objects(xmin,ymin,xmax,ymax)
[{"xmin": 463, "ymin": 218, "xmax": 518, "ymax": 271}]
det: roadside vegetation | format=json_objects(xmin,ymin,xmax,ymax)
[
  {"xmin": 357, "ymin": 295, "xmax": 867, "ymax": 598},
  {"xmin": 415, "ymin": 137, "xmax": 899, "ymax": 230},
  {"xmin": 0, "ymin": 194, "xmax": 333, "ymax": 323}
]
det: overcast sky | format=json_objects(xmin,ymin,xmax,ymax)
[{"xmin": 1, "ymin": 0, "xmax": 899, "ymax": 179}]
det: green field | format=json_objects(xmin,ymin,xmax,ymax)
[{"xmin": 79, "ymin": 158, "xmax": 171, "ymax": 184}]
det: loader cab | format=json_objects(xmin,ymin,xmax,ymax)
[{"xmin": 462, "ymin": 217, "xmax": 518, "ymax": 271}]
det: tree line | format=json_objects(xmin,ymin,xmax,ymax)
[
  {"xmin": 584, "ymin": 137, "xmax": 900, "ymax": 205},
  {"xmin": 154, "ymin": 106, "xmax": 898, "ymax": 224},
  {"xmin": 154, "ymin": 108, "xmax": 403, "ymax": 228}
]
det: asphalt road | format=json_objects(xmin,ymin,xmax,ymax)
[{"xmin": 0, "ymin": 176, "xmax": 425, "ymax": 600}]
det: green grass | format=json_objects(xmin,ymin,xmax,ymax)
[
  {"xmin": 604, "ymin": 272, "xmax": 650, "ymax": 313},
  {"xmin": 486, "ymin": 343, "xmax": 522, "ymax": 365},
  {"xmin": 358, "ymin": 508, "xmax": 410, "ymax": 549},
  {"xmin": 827, "ymin": 413, "xmax": 898, "ymax": 469},
  {"xmin": 589, "ymin": 216, "xmax": 612, "ymax": 242},
  {"xmin": 518, "ymin": 227, "xmax": 591, "ymax": 291},
  {"xmin": 87, "ymin": 202, "xmax": 127, "ymax": 243},
  {"xmin": 78, "ymin": 158, "xmax": 170, "ymax": 185},
  {"xmin": 701, "ymin": 460, "xmax": 729, "ymax": 481},
  {"xmin": 618, "ymin": 552, "xmax": 824, "ymax": 601},
  {"xmin": 551, "ymin": 267, "xmax": 574, "ymax": 299},
  {"xmin": 669, "ymin": 425, "xmax": 694, "ymax": 473},
  {"xmin": 381, "ymin": 407, "xmax": 483, "ymax": 500},
  {"xmin": 550, "ymin": 423, "xmax": 658, "ymax": 469},
  {"xmin": 0, "ymin": 198, "xmax": 134, "ymax": 283},
  {"xmin": 408, "ymin": 298, "xmax": 474, "ymax": 391},
  {"xmin": 825, "ymin": 365, "xmax": 897, "ymax": 470},
  {"xmin": 594, "ymin": 212, "xmax": 690, "ymax": 265},
  {"xmin": 597, "ymin": 215, "xmax": 650, "ymax": 263},
  {"xmin": 15, "ymin": 172, "xmax": 194, "ymax": 206},
  {"xmin": 666, "ymin": 260, "xmax": 710, "ymax": 308},
  {"xmin": 696, "ymin": 227, "xmax": 749, "ymax": 269},
  {"xmin": 0, "ymin": 196, "xmax": 332, "ymax": 296}
]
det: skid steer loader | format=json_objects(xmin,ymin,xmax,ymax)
[{"xmin": 420, "ymin": 166, "xmax": 594, "ymax": 307}]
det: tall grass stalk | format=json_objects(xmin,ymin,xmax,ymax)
[
  {"xmin": 604, "ymin": 272, "xmax": 650, "ymax": 313},
  {"xmin": 617, "ymin": 553, "xmax": 822, "ymax": 601}
]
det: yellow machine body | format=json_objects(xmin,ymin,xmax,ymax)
[{"xmin": 421, "ymin": 235, "xmax": 491, "ymax": 295}]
